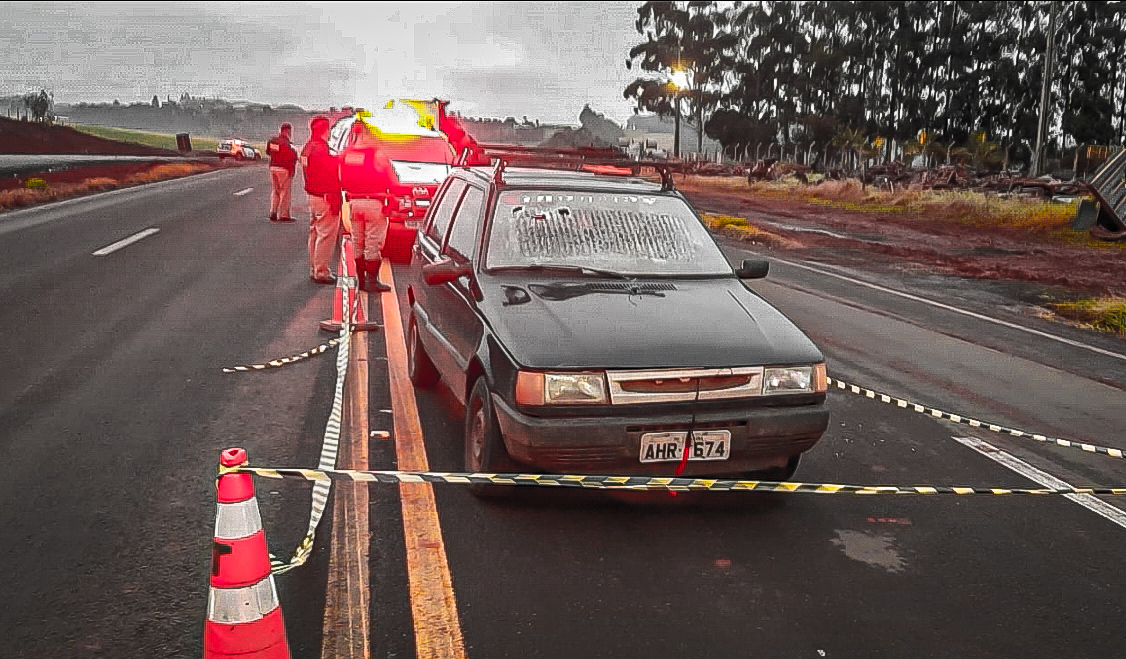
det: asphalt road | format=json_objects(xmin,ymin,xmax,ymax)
[
  {"xmin": 0, "ymin": 165, "xmax": 334, "ymax": 657},
  {"xmin": 2, "ymin": 168, "xmax": 1125, "ymax": 658}
]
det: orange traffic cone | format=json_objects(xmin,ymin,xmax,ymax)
[
  {"xmin": 320, "ymin": 234, "xmax": 380, "ymax": 333},
  {"xmin": 204, "ymin": 448, "xmax": 291, "ymax": 659}
]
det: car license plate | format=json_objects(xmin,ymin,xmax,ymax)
[
  {"xmin": 639, "ymin": 430, "xmax": 731, "ymax": 463},
  {"xmin": 404, "ymin": 220, "xmax": 423, "ymax": 229}
]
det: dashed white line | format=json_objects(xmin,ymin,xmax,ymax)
[
  {"xmin": 233, "ymin": 187, "xmax": 253, "ymax": 196},
  {"xmin": 954, "ymin": 436, "xmax": 1126, "ymax": 531},
  {"xmin": 765, "ymin": 256, "xmax": 1126, "ymax": 363},
  {"xmin": 92, "ymin": 227, "xmax": 160, "ymax": 256}
]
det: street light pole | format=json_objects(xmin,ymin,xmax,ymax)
[{"xmin": 674, "ymin": 95, "xmax": 681, "ymax": 159}]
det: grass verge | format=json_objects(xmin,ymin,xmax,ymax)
[
  {"xmin": 1046, "ymin": 297, "xmax": 1126, "ymax": 336},
  {"xmin": 0, "ymin": 163, "xmax": 219, "ymax": 211},
  {"xmin": 682, "ymin": 176, "xmax": 1118, "ymax": 247},
  {"xmin": 72, "ymin": 125, "xmax": 225, "ymax": 153},
  {"xmin": 698, "ymin": 212, "xmax": 802, "ymax": 249}
]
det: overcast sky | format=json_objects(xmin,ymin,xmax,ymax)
[{"xmin": 1, "ymin": 1, "xmax": 645, "ymax": 125}]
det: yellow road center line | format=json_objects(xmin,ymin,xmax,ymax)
[
  {"xmin": 323, "ymin": 291, "xmax": 373, "ymax": 659},
  {"xmin": 380, "ymin": 262, "xmax": 468, "ymax": 659}
]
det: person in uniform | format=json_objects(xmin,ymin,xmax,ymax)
[
  {"xmin": 349, "ymin": 137, "xmax": 393, "ymax": 293},
  {"xmin": 300, "ymin": 116, "xmax": 342, "ymax": 284},
  {"xmin": 266, "ymin": 122, "xmax": 297, "ymax": 222}
]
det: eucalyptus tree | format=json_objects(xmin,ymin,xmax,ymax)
[{"xmin": 624, "ymin": 1, "xmax": 738, "ymax": 154}]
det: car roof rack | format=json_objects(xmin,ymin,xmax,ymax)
[{"xmin": 480, "ymin": 144, "xmax": 676, "ymax": 192}]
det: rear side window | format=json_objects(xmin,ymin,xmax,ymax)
[
  {"xmin": 424, "ymin": 179, "xmax": 467, "ymax": 243},
  {"xmin": 445, "ymin": 186, "xmax": 485, "ymax": 260}
]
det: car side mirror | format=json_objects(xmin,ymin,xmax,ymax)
[
  {"xmin": 735, "ymin": 258, "xmax": 769, "ymax": 279},
  {"xmin": 422, "ymin": 258, "xmax": 473, "ymax": 286}
]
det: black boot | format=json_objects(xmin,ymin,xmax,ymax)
[
  {"xmin": 366, "ymin": 258, "xmax": 392, "ymax": 292},
  {"xmin": 354, "ymin": 258, "xmax": 368, "ymax": 291}
]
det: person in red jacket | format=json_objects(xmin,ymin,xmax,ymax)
[
  {"xmin": 301, "ymin": 116, "xmax": 343, "ymax": 284},
  {"xmin": 349, "ymin": 133, "xmax": 394, "ymax": 293},
  {"xmin": 266, "ymin": 122, "xmax": 297, "ymax": 222}
]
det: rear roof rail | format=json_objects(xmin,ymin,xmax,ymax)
[{"xmin": 480, "ymin": 144, "xmax": 676, "ymax": 192}]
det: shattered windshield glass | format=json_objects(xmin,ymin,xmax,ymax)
[{"xmin": 485, "ymin": 190, "xmax": 731, "ymax": 275}]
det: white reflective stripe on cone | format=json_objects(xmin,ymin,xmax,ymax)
[
  {"xmin": 207, "ymin": 577, "xmax": 281, "ymax": 624},
  {"xmin": 214, "ymin": 498, "xmax": 264, "ymax": 540}
]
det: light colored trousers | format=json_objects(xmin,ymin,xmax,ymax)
[
  {"xmin": 349, "ymin": 199, "xmax": 390, "ymax": 261},
  {"xmin": 269, "ymin": 167, "xmax": 293, "ymax": 218},
  {"xmin": 306, "ymin": 194, "xmax": 341, "ymax": 278}
]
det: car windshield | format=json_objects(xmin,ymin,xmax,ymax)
[
  {"xmin": 357, "ymin": 134, "xmax": 455, "ymax": 164},
  {"xmin": 485, "ymin": 190, "xmax": 731, "ymax": 276}
]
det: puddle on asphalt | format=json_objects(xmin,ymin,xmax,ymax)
[{"xmin": 831, "ymin": 529, "xmax": 907, "ymax": 573}]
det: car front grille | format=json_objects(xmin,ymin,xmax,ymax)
[
  {"xmin": 534, "ymin": 446, "xmax": 627, "ymax": 467},
  {"xmin": 607, "ymin": 367, "xmax": 764, "ymax": 404}
]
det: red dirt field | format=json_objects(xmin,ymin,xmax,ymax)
[
  {"xmin": 680, "ymin": 182, "xmax": 1126, "ymax": 299},
  {"xmin": 0, "ymin": 116, "xmax": 174, "ymax": 155}
]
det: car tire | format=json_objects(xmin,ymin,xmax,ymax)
[
  {"xmin": 465, "ymin": 377, "xmax": 517, "ymax": 498},
  {"xmin": 747, "ymin": 455, "xmax": 801, "ymax": 482},
  {"xmin": 407, "ymin": 316, "xmax": 439, "ymax": 388},
  {"xmin": 235, "ymin": 152, "xmax": 245, "ymax": 161}
]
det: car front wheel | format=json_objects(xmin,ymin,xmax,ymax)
[
  {"xmin": 407, "ymin": 316, "xmax": 439, "ymax": 387},
  {"xmin": 465, "ymin": 377, "xmax": 517, "ymax": 498}
]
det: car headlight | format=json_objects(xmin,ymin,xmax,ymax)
[
  {"xmin": 763, "ymin": 363, "xmax": 827, "ymax": 395},
  {"xmin": 515, "ymin": 371, "xmax": 608, "ymax": 405}
]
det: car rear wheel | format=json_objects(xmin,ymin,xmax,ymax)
[
  {"xmin": 465, "ymin": 377, "xmax": 517, "ymax": 498},
  {"xmin": 407, "ymin": 316, "xmax": 439, "ymax": 388}
]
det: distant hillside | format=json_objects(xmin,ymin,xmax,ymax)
[
  {"xmin": 54, "ymin": 98, "xmax": 325, "ymax": 142},
  {"xmin": 0, "ymin": 116, "xmax": 175, "ymax": 155}
]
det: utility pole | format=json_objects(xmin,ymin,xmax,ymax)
[{"xmin": 1031, "ymin": 0, "xmax": 1058, "ymax": 178}]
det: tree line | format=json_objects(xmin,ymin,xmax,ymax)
[{"xmin": 624, "ymin": 1, "xmax": 1126, "ymax": 171}]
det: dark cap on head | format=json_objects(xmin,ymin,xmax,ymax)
[{"xmin": 280, "ymin": 122, "xmax": 292, "ymax": 132}]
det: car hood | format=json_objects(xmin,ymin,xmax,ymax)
[{"xmin": 480, "ymin": 277, "xmax": 824, "ymax": 369}]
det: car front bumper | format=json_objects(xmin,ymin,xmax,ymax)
[{"xmin": 491, "ymin": 394, "xmax": 830, "ymax": 476}]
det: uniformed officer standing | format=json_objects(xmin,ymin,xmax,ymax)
[
  {"xmin": 266, "ymin": 122, "xmax": 297, "ymax": 222},
  {"xmin": 301, "ymin": 116, "xmax": 342, "ymax": 284},
  {"xmin": 349, "ymin": 143, "xmax": 393, "ymax": 293}
]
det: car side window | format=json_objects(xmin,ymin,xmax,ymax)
[
  {"xmin": 444, "ymin": 186, "xmax": 485, "ymax": 260},
  {"xmin": 328, "ymin": 117, "xmax": 354, "ymax": 155},
  {"xmin": 424, "ymin": 179, "xmax": 468, "ymax": 244}
]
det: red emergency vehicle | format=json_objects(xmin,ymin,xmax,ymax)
[{"xmin": 329, "ymin": 101, "xmax": 485, "ymax": 263}]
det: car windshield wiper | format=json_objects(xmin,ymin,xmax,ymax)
[
  {"xmin": 489, "ymin": 263, "xmax": 634, "ymax": 280},
  {"xmin": 526, "ymin": 282, "xmax": 667, "ymax": 301}
]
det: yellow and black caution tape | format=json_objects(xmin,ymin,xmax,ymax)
[
  {"xmin": 827, "ymin": 376, "xmax": 1125, "ymax": 461},
  {"xmin": 222, "ymin": 337, "xmax": 343, "ymax": 373},
  {"xmin": 221, "ymin": 465, "xmax": 1126, "ymax": 496}
]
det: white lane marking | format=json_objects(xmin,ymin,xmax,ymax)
[
  {"xmin": 233, "ymin": 187, "xmax": 253, "ymax": 196},
  {"xmin": 954, "ymin": 436, "xmax": 1126, "ymax": 531},
  {"xmin": 763, "ymin": 255, "xmax": 1126, "ymax": 363},
  {"xmin": 92, "ymin": 227, "xmax": 160, "ymax": 256}
]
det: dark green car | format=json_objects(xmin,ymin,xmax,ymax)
[{"xmin": 404, "ymin": 163, "xmax": 829, "ymax": 493}]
